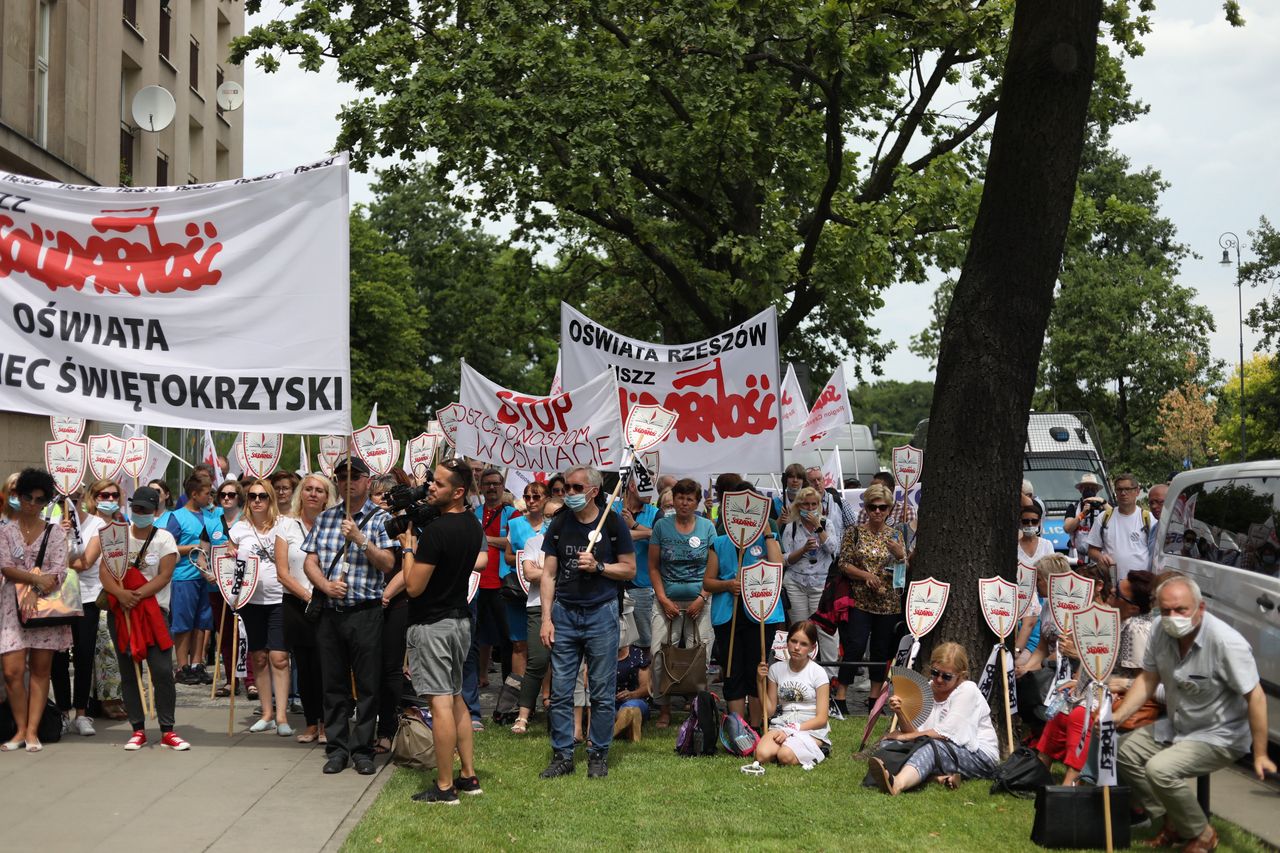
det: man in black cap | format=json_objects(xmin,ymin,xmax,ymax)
[{"xmin": 302, "ymin": 456, "xmax": 395, "ymax": 775}]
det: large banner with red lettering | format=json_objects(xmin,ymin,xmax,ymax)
[
  {"xmin": 0, "ymin": 156, "xmax": 350, "ymax": 433},
  {"xmin": 559, "ymin": 303, "xmax": 782, "ymax": 475},
  {"xmin": 455, "ymin": 361, "xmax": 624, "ymax": 472}
]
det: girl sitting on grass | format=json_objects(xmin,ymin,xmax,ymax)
[{"xmin": 753, "ymin": 620, "xmax": 831, "ymax": 769}]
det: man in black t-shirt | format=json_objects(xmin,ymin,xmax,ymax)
[
  {"xmin": 539, "ymin": 465, "xmax": 635, "ymax": 780},
  {"xmin": 405, "ymin": 458, "xmax": 485, "ymax": 805}
]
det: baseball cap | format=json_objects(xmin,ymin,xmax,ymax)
[
  {"xmin": 333, "ymin": 456, "xmax": 371, "ymax": 477},
  {"xmin": 129, "ymin": 487, "xmax": 160, "ymax": 513}
]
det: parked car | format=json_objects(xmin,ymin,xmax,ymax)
[{"xmin": 1157, "ymin": 461, "xmax": 1280, "ymax": 744}]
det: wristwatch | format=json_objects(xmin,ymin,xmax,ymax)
[
  {"xmin": 356, "ymin": 538, "xmax": 368, "ymax": 552},
  {"xmin": 700, "ymin": 592, "xmax": 710, "ymax": 602}
]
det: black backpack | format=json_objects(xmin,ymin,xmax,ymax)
[
  {"xmin": 989, "ymin": 744, "xmax": 1054, "ymax": 797},
  {"xmin": 674, "ymin": 691, "xmax": 721, "ymax": 757}
]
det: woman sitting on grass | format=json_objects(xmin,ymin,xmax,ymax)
[
  {"xmin": 753, "ymin": 621, "xmax": 830, "ymax": 769},
  {"xmin": 868, "ymin": 642, "xmax": 999, "ymax": 795}
]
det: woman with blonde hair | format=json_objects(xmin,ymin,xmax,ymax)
[
  {"xmin": 275, "ymin": 473, "xmax": 336, "ymax": 743},
  {"xmin": 868, "ymin": 642, "xmax": 999, "ymax": 794},
  {"xmin": 837, "ymin": 483, "xmax": 906, "ymax": 707},
  {"xmin": 230, "ymin": 479, "xmax": 292, "ymax": 735},
  {"xmin": 1, "ymin": 472, "xmax": 18, "ymax": 524}
]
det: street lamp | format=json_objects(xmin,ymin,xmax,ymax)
[{"xmin": 1219, "ymin": 231, "xmax": 1246, "ymax": 462}]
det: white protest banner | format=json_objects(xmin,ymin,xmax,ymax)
[
  {"xmin": 1048, "ymin": 570, "xmax": 1095, "ymax": 635},
  {"xmin": 978, "ymin": 576, "xmax": 1019, "ymax": 639},
  {"xmin": 120, "ymin": 436, "xmax": 150, "ymax": 480},
  {"xmin": 721, "ymin": 489, "xmax": 772, "ymax": 550},
  {"xmin": 239, "ymin": 433, "xmax": 283, "ymax": 479},
  {"xmin": 820, "ymin": 445, "xmax": 843, "ymax": 490},
  {"xmin": 351, "ymin": 423, "xmax": 396, "ymax": 475},
  {"xmin": 0, "ymin": 156, "xmax": 350, "ymax": 433},
  {"xmin": 779, "ymin": 363, "xmax": 808, "ymax": 437},
  {"xmin": 560, "ymin": 303, "xmax": 782, "ymax": 474},
  {"xmin": 456, "ymin": 361, "xmax": 624, "ymax": 472},
  {"xmin": 45, "ymin": 440, "xmax": 87, "ymax": 496},
  {"xmin": 905, "ymin": 577, "xmax": 950, "ymax": 639},
  {"xmin": 793, "ymin": 365, "xmax": 851, "ymax": 451},
  {"xmin": 87, "ymin": 433, "xmax": 125, "ymax": 480},
  {"xmin": 892, "ymin": 445, "xmax": 923, "ymax": 491},
  {"xmin": 50, "ymin": 417, "xmax": 85, "ymax": 442}
]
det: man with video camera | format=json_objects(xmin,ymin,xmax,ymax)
[
  {"xmin": 404, "ymin": 458, "xmax": 486, "ymax": 805},
  {"xmin": 1062, "ymin": 472, "xmax": 1108, "ymax": 567}
]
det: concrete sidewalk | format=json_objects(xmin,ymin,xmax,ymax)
[
  {"xmin": 1209, "ymin": 764, "xmax": 1280, "ymax": 847},
  {"xmin": 0, "ymin": 705, "xmax": 392, "ymax": 853}
]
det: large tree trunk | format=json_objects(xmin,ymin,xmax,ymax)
[{"xmin": 913, "ymin": 1, "xmax": 1103, "ymax": 740}]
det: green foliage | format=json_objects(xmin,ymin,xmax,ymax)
[
  {"xmin": 849, "ymin": 379, "xmax": 935, "ymax": 451},
  {"xmin": 1215, "ymin": 353, "xmax": 1280, "ymax": 463},
  {"xmin": 348, "ymin": 209, "xmax": 430, "ymax": 439},
  {"xmin": 1239, "ymin": 216, "xmax": 1280, "ymax": 350},
  {"xmin": 233, "ymin": 0, "xmax": 1152, "ymax": 375}
]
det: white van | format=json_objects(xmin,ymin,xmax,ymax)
[{"xmin": 1157, "ymin": 461, "xmax": 1280, "ymax": 744}]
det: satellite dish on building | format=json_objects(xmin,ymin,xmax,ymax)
[
  {"xmin": 216, "ymin": 80, "xmax": 244, "ymax": 112},
  {"xmin": 131, "ymin": 85, "xmax": 176, "ymax": 133}
]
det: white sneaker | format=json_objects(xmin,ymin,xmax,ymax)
[{"xmin": 72, "ymin": 716, "xmax": 96, "ymax": 737}]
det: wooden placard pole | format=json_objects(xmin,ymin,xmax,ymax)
[
  {"xmin": 589, "ymin": 448, "xmax": 632, "ymax": 547},
  {"xmin": 210, "ymin": 596, "xmax": 227, "ymax": 700},
  {"xmin": 1103, "ymin": 783, "xmax": 1113, "ymax": 853},
  {"xmin": 724, "ymin": 546, "xmax": 744, "ymax": 680},
  {"xmin": 999, "ymin": 645, "xmax": 1015, "ymax": 759},
  {"xmin": 120, "ymin": 609, "xmax": 151, "ymax": 719},
  {"xmin": 758, "ymin": 615, "xmax": 768, "ymax": 735}
]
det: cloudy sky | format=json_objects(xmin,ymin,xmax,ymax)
[{"xmin": 241, "ymin": 1, "xmax": 1279, "ymax": 387}]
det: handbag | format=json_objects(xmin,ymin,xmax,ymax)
[
  {"xmin": 391, "ymin": 706, "xmax": 437, "ymax": 770},
  {"xmin": 1031, "ymin": 784, "xmax": 1131, "ymax": 848},
  {"xmin": 498, "ymin": 568, "xmax": 527, "ymax": 603},
  {"xmin": 16, "ymin": 525, "xmax": 83, "ymax": 628},
  {"xmin": 652, "ymin": 610, "xmax": 708, "ymax": 698},
  {"xmin": 990, "ymin": 744, "xmax": 1056, "ymax": 798}
]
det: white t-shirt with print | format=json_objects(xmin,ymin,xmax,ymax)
[
  {"xmin": 75, "ymin": 514, "xmax": 107, "ymax": 601},
  {"xmin": 230, "ymin": 519, "xmax": 283, "ymax": 605},
  {"xmin": 768, "ymin": 658, "xmax": 831, "ymax": 742},
  {"xmin": 275, "ymin": 516, "xmax": 312, "ymax": 596},
  {"xmin": 129, "ymin": 526, "xmax": 179, "ymax": 610},
  {"xmin": 1086, "ymin": 508, "xmax": 1151, "ymax": 581}
]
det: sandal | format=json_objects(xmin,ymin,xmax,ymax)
[
  {"xmin": 247, "ymin": 686, "xmax": 259, "ymax": 701},
  {"xmin": 511, "ymin": 718, "xmax": 529, "ymax": 735},
  {"xmin": 373, "ymin": 738, "xmax": 391, "ymax": 755},
  {"xmin": 296, "ymin": 727, "xmax": 319, "ymax": 744},
  {"xmin": 215, "ymin": 685, "xmax": 231, "ymax": 698}
]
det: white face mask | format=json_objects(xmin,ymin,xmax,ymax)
[
  {"xmin": 1020, "ymin": 525, "xmax": 1040, "ymax": 538},
  {"xmin": 1161, "ymin": 614, "xmax": 1196, "ymax": 638}
]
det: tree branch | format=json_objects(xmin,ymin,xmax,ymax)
[{"xmin": 905, "ymin": 102, "xmax": 998, "ymax": 173}]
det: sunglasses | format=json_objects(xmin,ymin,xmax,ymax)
[
  {"xmin": 20, "ymin": 493, "xmax": 51, "ymax": 506},
  {"xmin": 247, "ymin": 492, "xmax": 270, "ymax": 502},
  {"xmin": 523, "ymin": 492, "xmax": 543, "ymax": 500},
  {"xmin": 219, "ymin": 492, "xmax": 239, "ymax": 500},
  {"xmin": 929, "ymin": 668, "xmax": 957, "ymax": 683},
  {"xmin": 566, "ymin": 483, "xmax": 591, "ymax": 494},
  {"xmin": 97, "ymin": 491, "xmax": 120, "ymax": 500},
  {"xmin": 1020, "ymin": 517, "xmax": 1040, "ymax": 524},
  {"xmin": 866, "ymin": 504, "xmax": 889, "ymax": 512}
]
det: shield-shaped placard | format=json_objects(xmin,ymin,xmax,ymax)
[
  {"xmin": 405, "ymin": 433, "xmax": 441, "ymax": 480},
  {"xmin": 906, "ymin": 577, "xmax": 951, "ymax": 639},
  {"xmin": 352, "ymin": 424, "xmax": 396, "ymax": 475},
  {"xmin": 639, "ymin": 451, "xmax": 660, "ymax": 485},
  {"xmin": 1049, "ymin": 570, "xmax": 1096, "ymax": 635},
  {"xmin": 1073, "ymin": 603, "xmax": 1121, "ymax": 683},
  {"xmin": 978, "ymin": 576, "xmax": 1019, "ymax": 639},
  {"xmin": 1016, "ymin": 564, "xmax": 1038, "ymax": 621},
  {"xmin": 87, "ymin": 434, "xmax": 126, "ymax": 480},
  {"xmin": 45, "ymin": 440, "xmax": 87, "ymax": 497},
  {"xmin": 120, "ymin": 436, "xmax": 150, "ymax": 479},
  {"xmin": 50, "ymin": 416, "xmax": 85, "ymax": 443},
  {"xmin": 721, "ymin": 489, "xmax": 771, "ymax": 550},
  {"xmin": 467, "ymin": 570, "xmax": 481, "ymax": 604},
  {"xmin": 514, "ymin": 550, "xmax": 532, "ymax": 595},
  {"xmin": 892, "ymin": 445, "xmax": 923, "ymax": 492},
  {"xmin": 740, "ymin": 560, "xmax": 783, "ymax": 624},
  {"xmin": 317, "ymin": 434, "xmax": 347, "ymax": 478},
  {"xmin": 624, "ymin": 404, "xmax": 678, "ymax": 452},
  {"xmin": 241, "ymin": 433, "xmax": 283, "ymax": 479},
  {"xmin": 99, "ymin": 521, "xmax": 130, "ymax": 582},
  {"xmin": 437, "ymin": 403, "xmax": 466, "ymax": 450},
  {"xmin": 215, "ymin": 553, "xmax": 259, "ymax": 610}
]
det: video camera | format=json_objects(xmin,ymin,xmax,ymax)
[{"xmin": 383, "ymin": 483, "xmax": 441, "ymax": 538}]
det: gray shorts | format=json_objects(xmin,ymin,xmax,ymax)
[{"xmin": 406, "ymin": 618, "xmax": 470, "ymax": 697}]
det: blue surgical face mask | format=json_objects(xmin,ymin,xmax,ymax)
[
  {"xmin": 131, "ymin": 512, "xmax": 156, "ymax": 529},
  {"xmin": 98, "ymin": 501, "xmax": 120, "ymax": 515},
  {"xmin": 564, "ymin": 494, "xmax": 588, "ymax": 511},
  {"xmin": 7, "ymin": 496, "xmax": 20, "ymax": 511}
]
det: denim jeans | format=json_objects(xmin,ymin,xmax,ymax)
[
  {"xmin": 549, "ymin": 598, "xmax": 619, "ymax": 758},
  {"xmin": 627, "ymin": 587, "xmax": 655, "ymax": 649}
]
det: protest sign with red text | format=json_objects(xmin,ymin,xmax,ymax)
[{"xmin": 793, "ymin": 365, "xmax": 851, "ymax": 451}]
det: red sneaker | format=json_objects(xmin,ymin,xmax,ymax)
[
  {"xmin": 161, "ymin": 731, "xmax": 191, "ymax": 751},
  {"xmin": 124, "ymin": 730, "xmax": 147, "ymax": 751}
]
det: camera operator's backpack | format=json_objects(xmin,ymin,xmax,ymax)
[{"xmin": 675, "ymin": 691, "xmax": 721, "ymax": 757}]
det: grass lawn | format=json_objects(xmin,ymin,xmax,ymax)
[{"xmin": 345, "ymin": 715, "xmax": 1269, "ymax": 852}]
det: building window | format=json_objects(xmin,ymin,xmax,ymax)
[
  {"xmin": 189, "ymin": 38, "xmax": 200, "ymax": 91},
  {"xmin": 35, "ymin": 0, "xmax": 51, "ymax": 146},
  {"xmin": 122, "ymin": 0, "xmax": 137, "ymax": 28},
  {"xmin": 156, "ymin": 152, "xmax": 169, "ymax": 187},
  {"xmin": 119, "ymin": 125, "xmax": 135, "ymax": 185},
  {"xmin": 159, "ymin": 5, "xmax": 172, "ymax": 62},
  {"xmin": 216, "ymin": 66, "xmax": 224, "ymax": 115}
]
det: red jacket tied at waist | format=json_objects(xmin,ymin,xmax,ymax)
[{"xmin": 107, "ymin": 567, "xmax": 173, "ymax": 661}]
